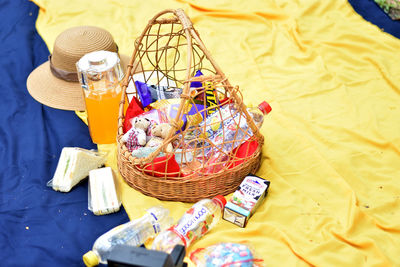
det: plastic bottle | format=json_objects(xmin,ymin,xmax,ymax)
[
  {"xmin": 194, "ymin": 101, "xmax": 271, "ymax": 173},
  {"xmin": 194, "ymin": 101, "xmax": 271, "ymax": 161},
  {"xmin": 83, "ymin": 206, "xmax": 173, "ymax": 266},
  {"xmin": 151, "ymin": 195, "xmax": 227, "ymax": 253},
  {"xmin": 249, "ymin": 100, "xmax": 272, "ymax": 128}
]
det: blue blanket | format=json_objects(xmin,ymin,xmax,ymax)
[{"xmin": 0, "ymin": 1, "xmax": 129, "ymax": 266}]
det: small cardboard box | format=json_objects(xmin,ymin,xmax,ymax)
[{"xmin": 223, "ymin": 174, "xmax": 270, "ymax": 227}]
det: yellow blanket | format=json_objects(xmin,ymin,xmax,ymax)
[{"xmin": 33, "ymin": 0, "xmax": 400, "ymax": 265}]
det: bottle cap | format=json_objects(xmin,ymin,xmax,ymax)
[
  {"xmin": 258, "ymin": 101, "xmax": 272, "ymax": 115},
  {"xmin": 83, "ymin": 251, "xmax": 99, "ymax": 267},
  {"xmin": 213, "ymin": 195, "xmax": 227, "ymax": 208}
]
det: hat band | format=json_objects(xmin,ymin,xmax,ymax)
[
  {"xmin": 48, "ymin": 45, "xmax": 120, "ymax": 83},
  {"xmin": 49, "ymin": 55, "xmax": 79, "ymax": 82}
]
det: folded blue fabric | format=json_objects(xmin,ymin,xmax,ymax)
[{"xmin": 0, "ymin": 1, "xmax": 129, "ymax": 266}]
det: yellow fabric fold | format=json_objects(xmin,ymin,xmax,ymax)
[{"xmin": 33, "ymin": 0, "xmax": 400, "ymax": 265}]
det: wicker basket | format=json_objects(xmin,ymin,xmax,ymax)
[{"xmin": 117, "ymin": 9, "xmax": 264, "ymax": 202}]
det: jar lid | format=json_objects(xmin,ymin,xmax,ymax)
[
  {"xmin": 258, "ymin": 101, "xmax": 272, "ymax": 115},
  {"xmin": 77, "ymin": 50, "xmax": 119, "ymax": 73}
]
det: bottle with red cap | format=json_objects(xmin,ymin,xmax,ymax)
[
  {"xmin": 251, "ymin": 100, "xmax": 272, "ymax": 128},
  {"xmin": 191, "ymin": 101, "xmax": 271, "ymax": 173},
  {"xmin": 151, "ymin": 195, "xmax": 227, "ymax": 253}
]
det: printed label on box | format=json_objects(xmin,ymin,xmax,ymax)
[{"xmin": 223, "ymin": 174, "xmax": 270, "ymax": 227}]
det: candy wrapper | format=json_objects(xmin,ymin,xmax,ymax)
[
  {"xmin": 135, "ymin": 80, "xmax": 183, "ymax": 107},
  {"xmin": 189, "ymin": 242, "xmax": 264, "ymax": 267},
  {"xmin": 150, "ymin": 98, "xmax": 206, "ymax": 132},
  {"xmin": 189, "ymin": 70, "xmax": 204, "ymax": 89},
  {"xmin": 190, "ymin": 70, "xmax": 219, "ymax": 115}
]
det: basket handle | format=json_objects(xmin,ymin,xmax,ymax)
[
  {"xmin": 145, "ymin": 9, "xmax": 196, "ymax": 163},
  {"xmin": 175, "ymin": 9, "xmax": 193, "ymax": 30}
]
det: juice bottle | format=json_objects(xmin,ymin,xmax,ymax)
[
  {"xmin": 77, "ymin": 51, "xmax": 124, "ymax": 144},
  {"xmin": 151, "ymin": 195, "xmax": 226, "ymax": 253}
]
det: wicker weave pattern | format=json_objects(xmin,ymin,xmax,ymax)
[{"xmin": 117, "ymin": 9, "xmax": 264, "ymax": 202}]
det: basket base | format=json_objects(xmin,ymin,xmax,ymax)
[{"xmin": 118, "ymin": 148, "xmax": 262, "ymax": 203}]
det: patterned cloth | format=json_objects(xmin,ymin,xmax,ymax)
[
  {"xmin": 125, "ymin": 120, "xmax": 157, "ymax": 152},
  {"xmin": 125, "ymin": 128, "xmax": 146, "ymax": 152},
  {"xmin": 375, "ymin": 0, "xmax": 400, "ymax": 19}
]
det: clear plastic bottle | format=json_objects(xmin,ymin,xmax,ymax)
[
  {"xmin": 249, "ymin": 100, "xmax": 272, "ymax": 128},
  {"xmin": 193, "ymin": 101, "xmax": 271, "ymax": 154},
  {"xmin": 83, "ymin": 206, "xmax": 173, "ymax": 266},
  {"xmin": 189, "ymin": 101, "xmax": 271, "ymax": 173},
  {"xmin": 151, "ymin": 195, "xmax": 227, "ymax": 253}
]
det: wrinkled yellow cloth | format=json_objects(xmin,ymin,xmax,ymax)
[{"xmin": 33, "ymin": 0, "xmax": 400, "ymax": 266}]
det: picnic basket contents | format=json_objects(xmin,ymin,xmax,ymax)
[{"xmin": 117, "ymin": 9, "xmax": 271, "ymax": 202}]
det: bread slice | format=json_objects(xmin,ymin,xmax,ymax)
[{"xmin": 51, "ymin": 147, "xmax": 106, "ymax": 192}]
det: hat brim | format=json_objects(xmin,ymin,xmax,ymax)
[{"xmin": 27, "ymin": 54, "xmax": 132, "ymax": 111}]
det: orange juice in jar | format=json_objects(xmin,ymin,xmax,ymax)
[{"xmin": 77, "ymin": 51, "xmax": 124, "ymax": 144}]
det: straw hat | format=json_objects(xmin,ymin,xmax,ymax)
[{"xmin": 27, "ymin": 26, "xmax": 134, "ymax": 111}]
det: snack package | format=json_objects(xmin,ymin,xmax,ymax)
[
  {"xmin": 201, "ymin": 80, "xmax": 219, "ymax": 115},
  {"xmin": 88, "ymin": 167, "xmax": 121, "ymax": 215},
  {"xmin": 47, "ymin": 147, "xmax": 107, "ymax": 192},
  {"xmin": 135, "ymin": 80, "xmax": 183, "ymax": 107},
  {"xmin": 223, "ymin": 175, "xmax": 270, "ymax": 227},
  {"xmin": 189, "ymin": 242, "xmax": 264, "ymax": 267},
  {"xmin": 127, "ymin": 70, "xmax": 178, "ymax": 105},
  {"xmin": 150, "ymin": 98, "xmax": 206, "ymax": 132},
  {"xmin": 190, "ymin": 70, "xmax": 218, "ymax": 110},
  {"xmin": 189, "ymin": 70, "xmax": 204, "ymax": 89}
]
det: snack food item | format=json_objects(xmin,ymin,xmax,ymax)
[
  {"xmin": 190, "ymin": 242, "xmax": 262, "ymax": 267},
  {"xmin": 150, "ymin": 98, "xmax": 206, "ymax": 132},
  {"xmin": 49, "ymin": 147, "xmax": 106, "ymax": 192},
  {"xmin": 202, "ymin": 81, "xmax": 219, "ymax": 115},
  {"xmin": 88, "ymin": 167, "xmax": 121, "ymax": 215},
  {"xmin": 223, "ymin": 175, "xmax": 270, "ymax": 227},
  {"xmin": 135, "ymin": 80, "xmax": 183, "ymax": 107},
  {"xmin": 189, "ymin": 70, "xmax": 204, "ymax": 89},
  {"xmin": 190, "ymin": 70, "xmax": 219, "ymax": 115}
]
